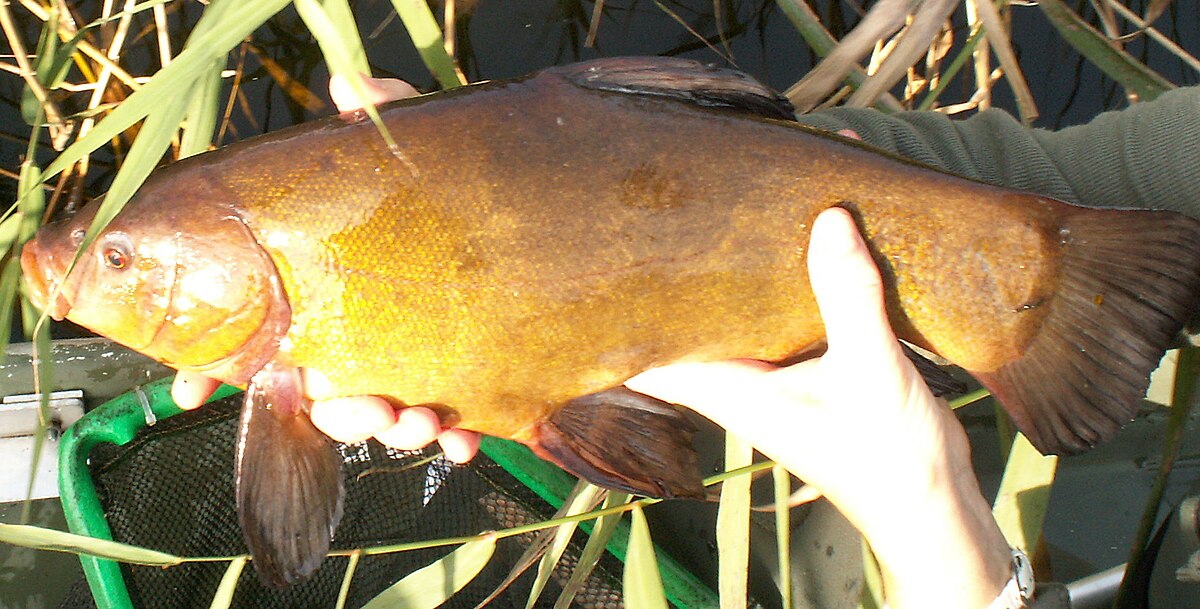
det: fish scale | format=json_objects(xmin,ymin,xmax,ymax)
[{"xmin": 21, "ymin": 56, "xmax": 1200, "ymax": 586}]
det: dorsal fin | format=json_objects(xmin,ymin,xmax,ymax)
[{"xmin": 553, "ymin": 57, "xmax": 796, "ymax": 121}]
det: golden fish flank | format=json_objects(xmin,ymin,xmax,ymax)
[{"xmin": 21, "ymin": 57, "xmax": 1200, "ymax": 586}]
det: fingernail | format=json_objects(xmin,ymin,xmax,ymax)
[{"xmin": 811, "ymin": 208, "xmax": 861, "ymax": 255}]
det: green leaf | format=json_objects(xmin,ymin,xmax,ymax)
[
  {"xmin": 21, "ymin": 9, "xmax": 60, "ymax": 126},
  {"xmin": 624, "ymin": 505, "xmax": 668, "ymax": 609},
  {"xmin": 717, "ymin": 433, "xmax": 752, "ymax": 609},
  {"xmin": 0, "ymin": 523, "xmax": 180, "ymax": 565},
  {"xmin": 0, "ymin": 257, "xmax": 21, "ymax": 352},
  {"xmin": 293, "ymin": 0, "xmax": 404, "ymax": 158},
  {"xmin": 17, "ymin": 157, "xmax": 45, "ymax": 243},
  {"xmin": 179, "ymin": 59, "xmax": 224, "ymax": 158},
  {"xmin": 294, "ymin": 0, "xmax": 370, "ymax": 76},
  {"xmin": 1038, "ymin": 0, "xmax": 1174, "ymax": 100},
  {"xmin": 362, "ymin": 536, "xmax": 497, "ymax": 609},
  {"xmin": 553, "ymin": 492, "xmax": 631, "ymax": 609},
  {"xmin": 389, "ymin": 0, "xmax": 465, "ymax": 89},
  {"xmin": 208, "ymin": 556, "xmax": 247, "ymax": 609},
  {"xmin": 0, "ymin": 214, "xmax": 19, "ymax": 250},
  {"xmin": 70, "ymin": 83, "xmax": 191, "ymax": 274},
  {"xmin": 991, "ymin": 434, "xmax": 1058, "ymax": 552}
]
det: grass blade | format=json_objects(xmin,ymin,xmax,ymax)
[
  {"xmin": 208, "ymin": 556, "xmax": 247, "ymax": 609},
  {"xmin": 624, "ymin": 505, "xmax": 668, "ymax": 609},
  {"xmin": 295, "ymin": 0, "xmax": 409, "ymax": 162},
  {"xmin": 718, "ymin": 432, "xmax": 752, "ymax": 609},
  {"xmin": 1114, "ymin": 346, "xmax": 1199, "ymax": 607},
  {"xmin": 857, "ymin": 539, "xmax": 884, "ymax": 609},
  {"xmin": 991, "ymin": 433, "xmax": 1058, "ymax": 552},
  {"xmin": 335, "ymin": 551, "xmax": 362, "ymax": 609},
  {"xmin": 362, "ymin": 536, "xmax": 497, "ymax": 609},
  {"xmin": 0, "ymin": 257, "xmax": 20, "ymax": 353},
  {"xmin": 525, "ymin": 482, "xmax": 604, "ymax": 609},
  {"xmin": 179, "ymin": 59, "xmax": 223, "ymax": 158},
  {"xmin": 552, "ymin": 492, "xmax": 632, "ymax": 609},
  {"xmin": 0, "ymin": 523, "xmax": 180, "ymax": 565},
  {"xmin": 73, "ymin": 83, "xmax": 190, "ymax": 262},
  {"xmin": 772, "ymin": 465, "xmax": 792, "ymax": 609},
  {"xmin": 294, "ymin": 0, "xmax": 370, "ymax": 76},
  {"xmin": 1037, "ymin": 0, "xmax": 1174, "ymax": 100},
  {"xmin": 390, "ymin": 0, "xmax": 466, "ymax": 89}
]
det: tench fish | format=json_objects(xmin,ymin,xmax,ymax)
[{"xmin": 22, "ymin": 57, "xmax": 1200, "ymax": 585}]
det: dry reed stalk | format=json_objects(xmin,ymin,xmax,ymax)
[
  {"xmin": 785, "ymin": 0, "xmax": 916, "ymax": 112},
  {"xmin": 973, "ymin": 0, "xmax": 1037, "ymax": 123},
  {"xmin": 846, "ymin": 0, "xmax": 959, "ymax": 107}
]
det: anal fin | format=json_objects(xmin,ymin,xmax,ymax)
[
  {"xmin": 531, "ymin": 387, "xmax": 706, "ymax": 499},
  {"xmin": 236, "ymin": 363, "xmax": 344, "ymax": 587}
]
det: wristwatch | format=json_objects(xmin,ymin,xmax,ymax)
[{"xmin": 987, "ymin": 548, "xmax": 1035, "ymax": 609}]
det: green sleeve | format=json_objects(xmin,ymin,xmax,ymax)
[{"xmin": 795, "ymin": 87, "xmax": 1200, "ymax": 219}]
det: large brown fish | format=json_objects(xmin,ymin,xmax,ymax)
[{"xmin": 21, "ymin": 57, "xmax": 1200, "ymax": 585}]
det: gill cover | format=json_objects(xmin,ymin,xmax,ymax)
[{"xmin": 22, "ymin": 177, "xmax": 291, "ymax": 386}]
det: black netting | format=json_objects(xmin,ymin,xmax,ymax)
[{"xmin": 58, "ymin": 394, "xmax": 627, "ymax": 609}]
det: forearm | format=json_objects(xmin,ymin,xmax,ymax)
[
  {"xmin": 797, "ymin": 87, "xmax": 1200, "ymax": 219},
  {"xmin": 865, "ymin": 459, "xmax": 1012, "ymax": 609},
  {"xmin": 831, "ymin": 421, "xmax": 1012, "ymax": 609}
]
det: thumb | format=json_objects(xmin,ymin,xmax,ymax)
[{"xmin": 807, "ymin": 207, "xmax": 898, "ymax": 357}]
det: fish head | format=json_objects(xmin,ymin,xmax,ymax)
[{"xmin": 21, "ymin": 172, "xmax": 291, "ymax": 385}]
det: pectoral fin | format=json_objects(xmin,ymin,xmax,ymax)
[
  {"xmin": 531, "ymin": 387, "xmax": 705, "ymax": 499},
  {"xmin": 901, "ymin": 343, "xmax": 968, "ymax": 397},
  {"xmin": 236, "ymin": 363, "xmax": 344, "ymax": 587}
]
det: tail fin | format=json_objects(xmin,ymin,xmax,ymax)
[{"xmin": 976, "ymin": 208, "xmax": 1200, "ymax": 455}]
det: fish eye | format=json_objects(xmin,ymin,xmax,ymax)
[
  {"xmin": 104, "ymin": 248, "xmax": 129, "ymax": 270},
  {"xmin": 98, "ymin": 233, "xmax": 135, "ymax": 272}
]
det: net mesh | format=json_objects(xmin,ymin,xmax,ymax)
[{"xmin": 58, "ymin": 394, "xmax": 627, "ymax": 609}]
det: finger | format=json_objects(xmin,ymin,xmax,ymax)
[
  {"xmin": 807, "ymin": 208, "xmax": 898, "ymax": 356},
  {"xmin": 310, "ymin": 396, "xmax": 397, "ymax": 444},
  {"xmin": 373, "ymin": 406, "xmax": 441, "ymax": 450},
  {"xmin": 624, "ymin": 360, "xmax": 778, "ymax": 429},
  {"xmin": 438, "ymin": 429, "xmax": 482, "ymax": 464},
  {"xmin": 301, "ymin": 367, "xmax": 336, "ymax": 401},
  {"xmin": 329, "ymin": 73, "xmax": 420, "ymax": 112},
  {"xmin": 171, "ymin": 371, "xmax": 221, "ymax": 410}
]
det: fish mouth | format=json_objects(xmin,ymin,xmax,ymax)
[{"xmin": 20, "ymin": 240, "xmax": 72, "ymax": 321}]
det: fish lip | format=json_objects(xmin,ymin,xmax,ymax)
[{"xmin": 19, "ymin": 240, "xmax": 72, "ymax": 321}]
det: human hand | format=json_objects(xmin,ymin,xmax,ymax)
[
  {"xmin": 624, "ymin": 207, "xmax": 1012, "ymax": 609},
  {"xmin": 169, "ymin": 73, "xmax": 481, "ymax": 463}
]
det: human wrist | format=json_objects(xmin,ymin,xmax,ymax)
[{"xmin": 856, "ymin": 453, "xmax": 1012, "ymax": 609}]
